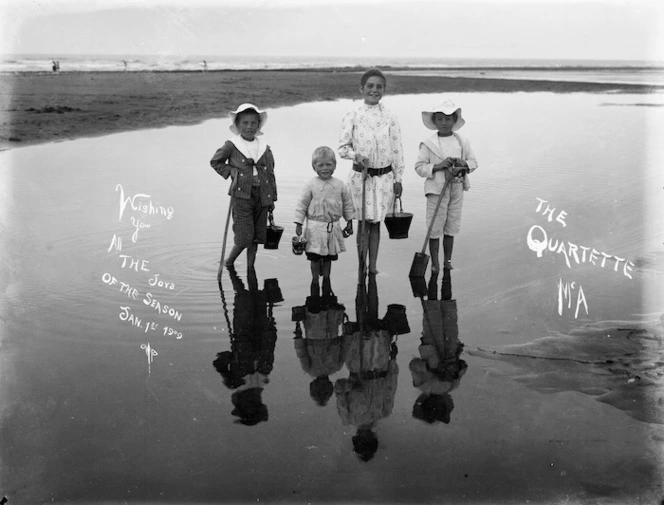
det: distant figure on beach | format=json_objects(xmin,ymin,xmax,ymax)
[
  {"xmin": 213, "ymin": 266, "xmax": 279, "ymax": 426},
  {"xmin": 52, "ymin": 60, "xmax": 57, "ymax": 72},
  {"xmin": 203, "ymin": 60, "xmax": 208, "ymax": 72},
  {"xmin": 338, "ymin": 68, "xmax": 404, "ymax": 275},
  {"xmin": 294, "ymin": 146, "xmax": 354, "ymax": 299},
  {"xmin": 292, "ymin": 294, "xmax": 347, "ymax": 407},
  {"xmin": 415, "ymin": 98, "xmax": 478, "ymax": 271},
  {"xmin": 210, "ymin": 103, "xmax": 278, "ymax": 268},
  {"xmin": 123, "ymin": 60, "xmax": 127, "ymax": 71}
]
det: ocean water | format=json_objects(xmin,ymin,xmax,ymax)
[
  {"xmin": 2, "ymin": 53, "xmax": 664, "ymax": 86},
  {"xmin": 1, "ymin": 91, "xmax": 663, "ymax": 503}
]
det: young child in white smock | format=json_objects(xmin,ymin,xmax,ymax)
[{"xmin": 295, "ymin": 147, "xmax": 354, "ymax": 298}]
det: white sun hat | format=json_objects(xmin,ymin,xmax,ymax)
[
  {"xmin": 229, "ymin": 103, "xmax": 268, "ymax": 135},
  {"xmin": 421, "ymin": 99, "xmax": 465, "ymax": 131}
]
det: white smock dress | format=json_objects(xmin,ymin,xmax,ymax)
[{"xmin": 294, "ymin": 176, "xmax": 355, "ymax": 258}]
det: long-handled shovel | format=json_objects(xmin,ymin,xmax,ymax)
[
  {"xmin": 357, "ymin": 165, "xmax": 368, "ymax": 280},
  {"xmin": 357, "ymin": 166, "xmax": 368, "ymax": 378},
  {"xmin": 409, "ymin": 178, "xmax": 451, "ymax": 278},
  {"xmin": 217, "ymin": 197, "xmax": 233, "ymax": 281}
]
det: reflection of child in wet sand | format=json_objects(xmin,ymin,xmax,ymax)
[
  {"xmin": 213, "ymin": 267, "xmax": 278, "ymax": 426},
  {"xmin": 293, "ymin": 296, "xmax": 347, "ymax": 406},
  {"xmin": 334, "ymin": 274, "xmax": 398, "ymax": 461},
  {"xmin": 210, "ymin": 103, "xmax": 278, "ymax": 268},
  {"xmin": 410, "ymin": 270, "xmax": 467, "ymax": 424},
  {"xmin": 295, "ymin": 146, "xmax": 354, "ymax": 298},
  {"xmin": 415, "ymin": 98, "xmax": 478, "ymax": 271},
  {"xmin": 335, "ymin": 326, "xmax": 398, "ymax": 461}
]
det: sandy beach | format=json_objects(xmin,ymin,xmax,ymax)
[
  {"xmin": 2, "ymin": 0, "xmax": 663, "ymax": 498},
  {"xmin": 1, "ymin": 67, "xmax": 663, "ymax": 503},
  {"xmin": 1, "ymin": 69, "xmax": 661, "ymax": 150}
]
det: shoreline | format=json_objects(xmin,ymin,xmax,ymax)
[
  {"xmin": 3, "ymin": 63, "xmax": 664, "ymax": 73},
  {"xmin": 2, "ymin": 69, "xmax": 662, "ymax": 151}
]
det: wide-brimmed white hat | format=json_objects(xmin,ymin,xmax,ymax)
[
  {"xmin": 421, "ymin": 99, "xmax": 465, "ymax": 131},
  {"xmin": 229, "ymin": 103, "xmax": 268, "ymax": 135}
]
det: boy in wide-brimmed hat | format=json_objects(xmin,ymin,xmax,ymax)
[
  {"xmin": 210, "ymin": 103, "xmax": 278, "ymax": 268},
  {"xmin": 414, "ymin": 98, "xmax": 478, "ymax": 272}
]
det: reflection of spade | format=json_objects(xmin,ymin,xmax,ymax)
[
  {"xmin": 467, "ymin": 323, "xmax": 664, "ymax": 424},
  {"xmin": 212, "ymin": 266, "xmax": 279, "ymax": 426},
  {"xmin": 410, "ymin": 269, "xmax": 467, "ymax": 425},
  {"xmin": 334, "ymin": 273, "xmax": 400, "ymax": 461}
]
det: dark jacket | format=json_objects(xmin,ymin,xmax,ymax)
[{"xmin": 210, "ymin": 140, "xmax": 277, "ymax": 206}]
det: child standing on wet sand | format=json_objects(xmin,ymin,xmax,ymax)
[
  {"xmin": 415, "ymin": 98, "xmax": 478, "ymax": 271},
  {"xmin": 295, "ymin": 146, "xmax": 354, "ymax": 298},
  {"xmin": 210, "ymin": 103, "xmax": 278, "ymax": 268}
]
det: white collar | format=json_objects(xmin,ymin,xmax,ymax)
[
  {"xmin": 229, "ymin": 135, "xmax": 267, "ymax": 161},
  {"xmin": 422, "ymin": 132, "xmax": 457, "ymax": 158}
]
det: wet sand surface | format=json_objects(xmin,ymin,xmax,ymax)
[
  {"xmin": 2, "ymin": 68, "xmax": 662, "ymax": 150},
  {"xmin": 0, "ymin": 79, "xmax": 663, "ymax": 504}
]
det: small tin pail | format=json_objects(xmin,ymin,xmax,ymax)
[
  {"xmin": 384, "ymin": 197, "xmax": 413, "ymax": 239},
  {"xmin": 292, "ymin": 236, "xmax": 307, "ymax": 255},
  {"xmin": 264, "ymin": 211, "xmax": 284, "ymax": 249}
]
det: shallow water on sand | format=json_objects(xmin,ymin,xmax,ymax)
[{"xmin": 1, "ymin": 92, "xmax": 663, "ymax": 504}]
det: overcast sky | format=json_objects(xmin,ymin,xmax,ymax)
[{"xmin": 1, "ymin": 0, "xmax": 662, "ymax": 61}]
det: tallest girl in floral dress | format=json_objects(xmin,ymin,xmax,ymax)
[{"xmin": 338, "ymin": 68, "xmax": 405, "ymax": 275}]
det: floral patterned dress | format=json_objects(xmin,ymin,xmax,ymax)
[{"xmin": 338, "ymin": 103, "xmax": 405, "ymax": 222}]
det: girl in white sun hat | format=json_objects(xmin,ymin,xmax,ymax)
[
  {"xmin": 210, "ymin": 103, "xmax": 278, "ymax": 268},
  {"xmin": 414, "ymin": 98, "xmax": 478, "ymax": 272}
]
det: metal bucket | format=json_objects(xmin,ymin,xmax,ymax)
[
  {"xmin": 292, "ymin": 236, "xmax": 307, "ymax": 255},
  {"xmin": 384, "ymin": 197, "xmax": 413, "ymax": 239},
  {"xmin": 264, "ymin": 211, "xmax": 284, "ymax": 249}
]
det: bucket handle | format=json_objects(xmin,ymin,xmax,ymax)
[
  {"xmin": 392, "ymin": 196, "xmax": 403, "ymax": 216},
  {"xmin": 268, "ymin": 210, "xmax": 276, "ymax": 227}
]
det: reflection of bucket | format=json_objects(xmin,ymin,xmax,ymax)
[
  {"xmin": 384, "ymin": 197, "xmax": 413, "ymax": 239},
  {"xmin": 342, "ymin": 314, "xmax": 357, "ymax": 334},
  {"xmin": 382, "ymin": 303, "xmax": 410, "ymax": 335},
  {"xmin": 264, "ymin": 278, "xmax": 283, "ymax": 303},
  {"xmin": 291, "ymin": 305, "xmax": 306, "ymax": 322},
  {"xmin": 264, "ymin": 211, "xmax": 284, "ymax": 249}
]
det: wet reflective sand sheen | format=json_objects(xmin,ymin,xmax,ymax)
[{"xmin": 1, "ymin": 92, "xmax": 663, "ymax": 504}]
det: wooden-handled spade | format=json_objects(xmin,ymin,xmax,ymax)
[{"xmin": 408, "ymin": 177, "xmax": 452, "ymax": 278}]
